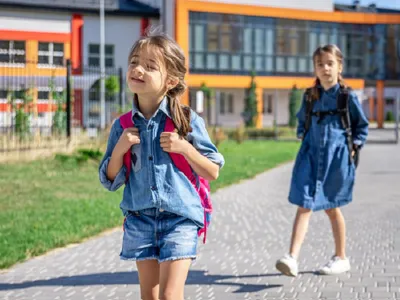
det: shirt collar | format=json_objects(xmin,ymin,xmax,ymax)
[{"xmin": 131, "ymin": 96, "xmax": 172, "ymax": 119}]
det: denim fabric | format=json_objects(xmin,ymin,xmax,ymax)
[
  {"xmin": 289, "ymin": 84, "xmax": 369, "ymax": 211},
  {"xmin": 99, "ymin": 97, "xmax": 225, "ymax": 227},
  {"xmin": 120, "ymin": 208, "xmax": 198, "ymax": 263}
]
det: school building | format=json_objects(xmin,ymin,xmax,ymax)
[
  {"xmin": 0, "ymin": 0, "xmax": 159, "ymax": 130},
  {"xmin": 1, "ymin": 0, "xmax": 400, "ymax": 130},
  {"xmin": 161, "ymin": 0, "xmax": 400, "ymax": 128}
]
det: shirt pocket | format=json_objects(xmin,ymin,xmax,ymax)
[{"xmin": 131, "ymin": 144, "xmax": 142, "ymax": 172}]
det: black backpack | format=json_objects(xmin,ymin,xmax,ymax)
[{"xmin": 303, "ymin": 87, "xmax": 359, "ymax": 167}]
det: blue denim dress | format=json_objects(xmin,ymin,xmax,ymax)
[{"xmin": 288, "ymin": 84, "xmax": 369, "ymax": 211}]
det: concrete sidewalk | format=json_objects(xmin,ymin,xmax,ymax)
[{"xmin": 1, "ymin": 143, "xmax": 400, "ymax": 300}]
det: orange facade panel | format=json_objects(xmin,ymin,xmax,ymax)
[
  {"xmin": 187, "ymin": 74, "xmax": 365, "ymax": 90},
  {"xmin": 0, "ymin": 30, "xmax": 70, "ymax": 43},
  {"xmin": 184, "ymin": 0, "xmax": 400, "ymax": 24}
]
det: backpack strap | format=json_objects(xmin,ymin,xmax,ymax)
[
  {"xmin": 337, "ymin": 88, "xmax": 354, "ymax": 164},
  {"xmin": 119, "ymin": 111, "xmax": 134, "ymax": 182},
  {"xmin": 304, "ymin": 88, "xmax": 315, "ymax": 136},
  {"xmin": 164, "ymin": 118, "xmax": 197, "ymax": 182},
  {"xmin": 165, "ymin": 117, "xmax": 211, "ymax": 243}
]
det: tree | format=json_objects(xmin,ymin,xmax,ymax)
[
  {"xmin": 241, "ymin": 71, "xmax": 258, "ymax": 128},
  {"xmin": 288, "ymin": 84, "xmax": 302, "ymax": 128},
  {"xmin": 8, "ymin": 87, "xmax": 32, "ymax": 139}
]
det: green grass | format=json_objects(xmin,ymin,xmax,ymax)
[{"xmin": 0, "ymin": 140, "xmax": 299, "ymax": 269}]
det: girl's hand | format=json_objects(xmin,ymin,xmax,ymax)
[
  {"xmin": 114, "ymin": 128, "xmax": 140, "ymax": 156},
  {"xmin": 160, "ymin": 131, "xmax": 189, "ymax": 155}
]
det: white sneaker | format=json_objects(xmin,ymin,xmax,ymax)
[
  {"xmin": 276, "ymin": 254, "xmax": 298, "ymax": 277},
  {"xmin": 318, "ymin": 256, "xmax": 351, "ymax": 275}
]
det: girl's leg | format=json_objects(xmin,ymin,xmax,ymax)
[
  {"xmin": 136, "ymin": 260, "xmax": 160, "ymax": 300},
  {"xmin": 276, "ymin": 207, "xmax": 312, "ymax": 276},
  {"xmin": 159, "ymin": 259, "xmax": 192, "ymax": 300},
  {"xmin": 325, "ymin": 208, "xmax": 346, "ymax": 258},
  {"xmin": 318, "ymin": 208, "xmax": 350, "ymax": 275},
  {"xmin": 289, "ymin": 207, "xmax": 313, "ymax": 258}
]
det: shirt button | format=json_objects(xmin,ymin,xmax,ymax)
[
  {"xmin": 148, "ymin": 124, "xmax": 154, "ymax": 130},
  {"xmin": 149, "ymin": 156, "xmax": 153, "ymax": 161},
  {"xmin": 151, "ymin": 186, "xmax": 157, "ymax": 191}
]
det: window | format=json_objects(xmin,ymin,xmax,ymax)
[
  {"xmin": 207, "ymin": 24, "xmax": 218, "ymax": 51},
  {"xmin": 38, "ymin": 91, "xmax": 50, "ymax": 101},
  {"xmin": 0, "ymin": 90, "xmax": 7, "ymax": 99},
  {"xmin": 220, "ymin": 92, "xmax": 226, "ymax": 114},
  {"xmin": 263, "ymin": 94, "xmax": 273, "ymax": 114},
  {"xmin": 38, "ymin": 42, "xmax": 64, "ymax": 66},
  {"xmin": 228, "ymin": 94, "xmax": 234, "ymax": 113},
  {"xmin": 88, "ymin": 44, "xmax": 114, "ymax": 67},
  {"xmin": 0, "ymin": 40, "xmax": 25, "ymax": 64}
]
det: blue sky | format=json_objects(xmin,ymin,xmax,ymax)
[{"xmin": 336, "ymin": 0, "xmax": 400, "ymax": 9}]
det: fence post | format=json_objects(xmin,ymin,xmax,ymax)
[
  {"xmin": 66, "ymin": 59, "xmax": 71, "ymax": 139},
  {"xmin": 118, "ymin": 67, "xmax": 124, "ymax": 112}
]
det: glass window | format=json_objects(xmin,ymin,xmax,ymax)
[
  {"xmin": 0, "ymin": 40, "xmax": 26, "ymax": 64},
  {"xmin": 220, "ymin": 92, "xmax": 226, "ymax": 114},
  {"xmin": 265, "ymin": 29, "xmax": 274, "ymax": 55},
  {"xmin": 219, "ymin": 54, "xmax": 229, "ymax": 70},
  {"xmin": 38, "ymin": 42, "xmax": 64, "ymax": 66},
  {"xmin": 194, "ymin": 25, "xmax": 205, "ymax": 51},
  {"xmin": 206, "ymin": 54, "xmax": 217, "ymax": 69},
  {"xmin": 88, "ymin": 43, "xmax": 114, "ymax": 67},
  {"xmin": 207, "ymin": 24, "xmax": 218, "ymax": 51},
  {"xmin": 263, "ymin": 94, "xmax": 273, "ymax": 114},
  {"xmin": 255, "ymin": 29, "xmax": 264, "ymax": 55},
  {"xmin": 232, "ymin": 55, "xmax": 241, "ymax": 70},
  {"xmin": 243, "ymin": 28, "xmax": 252, "ymax": 54},
  {"xmin": 228, "ymin": 94, "xmax": 234, "ymax": 113}
]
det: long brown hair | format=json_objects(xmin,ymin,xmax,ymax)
[
  {"xmin": 310, "ymin": 44, "xmax": 346, "ymax": 101},
  {"xmin": 128, "ymin": 28, "xmax": 191, "ymax": 137}
]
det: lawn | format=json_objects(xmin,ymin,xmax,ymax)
[{"xmin": 0, "ymin": 140, "xmax": 299, "ymax": 269}]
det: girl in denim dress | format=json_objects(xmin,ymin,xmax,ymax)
[
  {"xmin": 276, "ymin": 45, "xmax": 369, "ymax": 277},
  {"xmin": 99, "ymin": 31, "xmax": 224, "ymax": 300}
]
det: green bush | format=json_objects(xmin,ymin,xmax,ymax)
[{"xmin": 386, "ymin": 111, "xmax": 395, "ymax": 122}]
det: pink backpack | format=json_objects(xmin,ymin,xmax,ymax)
[{"xmin": 119, "ymin": 111, "xmax": 212, "ymax": 243}]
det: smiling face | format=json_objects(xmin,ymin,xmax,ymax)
[{"xmin": 126, "ymin": 44, "xmax": 168, "ymax": 97}]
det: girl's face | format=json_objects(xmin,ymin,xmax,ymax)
[
  {"xmin": 126, "ymin": 45, "xmax": 168, "ymax": 98},
  {"xmin": 314, "ymin": 52, "xmax": 343, "ymax": 87}
]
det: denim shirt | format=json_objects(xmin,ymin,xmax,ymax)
[{"xmin": 99, "ymin": 97, "xmax": 225, "ymax": 227}]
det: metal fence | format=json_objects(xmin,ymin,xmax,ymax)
[
  {"xmin": 189, "ymin": 86, "xmax": 399, "ymax": 144},
  {"xmin": 0, "ymin": 59, "xmax": 126, "ymax": 152}
]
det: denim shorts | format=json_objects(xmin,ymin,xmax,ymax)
[{"xmin": 120, "ymin": 208, "xmax": 199, "ymax": 263}]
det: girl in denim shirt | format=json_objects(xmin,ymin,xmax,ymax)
[
  {"xmin": 276, "ymin": 45, "xmax": 368, "ymax": 277},
  {"xmin": 99, "ymin": 31, "xmax": 224, "ymax": 300}
]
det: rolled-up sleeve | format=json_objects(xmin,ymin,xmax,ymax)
[
  {"xmin": 99, "ymin": 119, "xmax": 127, "ymax": 191},
  {"xmin": 188, "ymin": 111, "xmax": 225, "ymax": 169},
  {"xmin": 349, "ymin": 92, "xmax": 369, "ymax": 147}
]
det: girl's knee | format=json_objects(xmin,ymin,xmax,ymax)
[
  {"xmin": 141, "ymin": 295, "xmax": 158, "ymax": 300},
  {"xmin": 325, "ymin": 208, "xmax": 340, "ymax": 218},
  {"xmin": 297, "ymin": 207, "xmax": 312, "ymax": 214},
  {"xmin": 160, "ymin": 290, "xmax": 181, "ymax": 300}
]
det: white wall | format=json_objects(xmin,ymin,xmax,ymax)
[
  {"xmin": 0, "ymin": 8, "xmax": 70, "ymax": 33},
  {"xmin": 190, "ymin": 88, "xmax": 292, "ymax": 128},
  {"xmin": 83, "ymin": 15, "xmax": 143, "ymax": 71}
]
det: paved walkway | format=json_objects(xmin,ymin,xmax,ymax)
[{"xmin": 1, "ymin": 142, "xmax": 400, "ymax": 300}]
